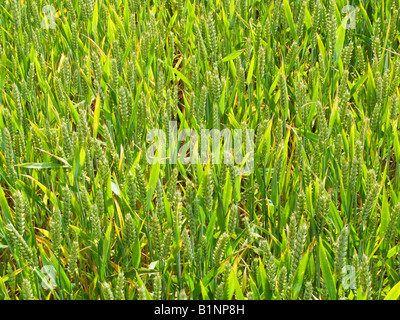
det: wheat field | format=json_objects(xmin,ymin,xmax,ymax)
[{"xmin": 0, "ymin": 0, "xmax": 400, "ymax": 300}]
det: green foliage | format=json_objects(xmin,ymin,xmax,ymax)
[{"xmin": 0, "ymin": 0, "xmax": 399, "ymax": 301}]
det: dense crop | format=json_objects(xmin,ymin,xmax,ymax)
[{"xmin": 1, "ymin": 0, "xmax": 400, "ymax": 300}]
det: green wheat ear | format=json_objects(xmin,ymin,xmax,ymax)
[
  {"xmin": 14, "ymin": 190, "xmax": 25, "ymax": 236},
  {"xmin": 4, "ymin": 127, "xmax": 14, "ymax": 170},
  {"xmin": 238, "ymin": 64, "xmax": 246, "ymax": 95},
  {"xmin": 50, "ymin": 209, "xmax": 62, "ymax": 255},
  {"xmin": 138, "ymin": 285, "xmax": 147, "ymax": 300},
  {"xmin": 316, "ymin": 101, "xmax": 328, "ymax": 147},
  {"xmin": 7, "ymin": 263, "xmax": 15, "ymax": 293},
  {"xmin": 227, "ymin": 203, "xmax": 238, "ymax": 236},
  {"xmin": 5, "ymin": 223, "xmax": 32, "ymax": 262},
  {"xmin": 111, "ymin": 271, "xmax": 124, "ymax": 301},
  {"xmin": 360, "ymin": 182, "xmax": 380, "ymax": 224},
  {"xmin": 296, "ymin": 80, "xmax": 307, "ymax": 125},
  {"xmin": 161, "ymin": 228, "xmax": 173, "ymax": 261},
  {"xmin": 207, "ymin": 13, "xmax": 218, "ymax": 59},
  {"xmin": 152, "ymin": 274, "xmax": 162, "ymax": 300},
  {"xmin": 316, "ymin": 192, "xmax": 330, "ymax": 237},
  {"xmin": 92, "ymin": 204, "xmax": 102, "ymax": 242},
  {"xmin": 303, "ymin": 281, "xmax": 313, "ymax": 300},
  {"xmin": 360, "ymin": 254, "xmax": 372, "ymax": 299},
  {"xmin": 320, "ymin": 277, "xmax": 329, "ymax": 300},
  {"xmin": 296, "ymin": 1, "xmax": 306, "ymax": 38},
  {"xmin": 342, "ymin": 41, "xmax": 353, "ymax": 69},
  {"xmin": 254, "ymin": 22, "xmax": 262, "ymax": 54},
  {"xmin": 213, "ymin": 232, "xmax": 229, "ymax": 266},
  {"xmin": 182, "ymin": 228, "xmax": 194, "ymax": 263},
  {"xmin": 204, "ymin": 166, "xmax": 214, "ymax": 213},
  {"xmin": 382, "ymin": 69, "xmax": 391, "ymax": 103},
  {"xmin": 102, "ymin": 282, "xmax": 114, "ymax": 300},
  {"xmin": 77, "ymin": 108, "xmax": 88, "ymax": 147},
  {"xmin": 277, "ymin": 266, "xmax": 288, "ymax": 300},
  {"xmin": 110, "ymin": 59, "xmax": 119, "ymax": 93},
  {"xmin": 214, "ymin": 282, "xmax": 224, "ymax": 300},
  {"xmin": 385, "ymin": 203, "xmax": 400, "ymax": 242},
  {"xmin": 278, "ymin": 72, "xmax": 288, "ymax": 115},
  {"xmin": 211, "ymin": 64, "xmax": 221, "ymax": 105},
  {"xmin": 21, "ymin": 278, "xmax": 34, "ymax": 300},
  {"xmin": 123, "ymin": 213, "xmax": 136, "ymax": 250},
  {"xmin": 10, "ymin": 0, "xmax": 21, "ymax": 31},
  {"xmin": 295, "ymin": 190, "xmax": 307, "ymax": 225},
  {"xmin": 71, "ymin": 22, "xmax": 78, "ymax": 54},
  {"xmin": 150, "ymin": 214, "xmax": 162, "ymax": 258},
  {"xmin": 390, "ymin": 95, "xmax": 399, "ymax": 122},
  {"xmin": 289, "ymin": 222, "xmax": 307, "ymax": 284},
  {"xmin": 65, "ymin": 0, "xmax": 77, "ymax": 21},
  {"xmin": 326, "ymin": 0, "xmax": 337, "ymax": 60}
]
